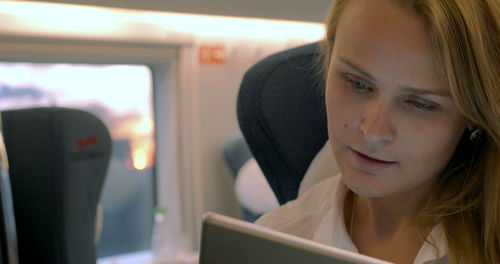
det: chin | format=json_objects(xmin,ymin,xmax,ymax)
[{"xmin": 340, "ymin": 168, "xmax": 398, "ymax": 198}]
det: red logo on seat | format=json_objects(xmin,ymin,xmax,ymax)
[{"xmin": 75, "ymin": 134, "xmax": 97, "ymax": 150}]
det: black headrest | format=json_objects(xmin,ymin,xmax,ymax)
[
  {"xmin": 1, "ymin": 107, "xmax": 111, "ymax": 264},
  {"xmin": 237, "ymin": 42, "xmax": 328, "ymax": 205}
]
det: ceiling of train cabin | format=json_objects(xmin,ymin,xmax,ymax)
[{"xmin": 27, "ymin": 0, "xmax": 334, "ymax": 22}]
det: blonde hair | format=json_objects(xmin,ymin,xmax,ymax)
[{"xmin": 322, "ymin": 0, "xmax": 500, "ymax": 263}]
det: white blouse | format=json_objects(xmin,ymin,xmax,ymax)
[{"xmin": 256, "ymin": 174, "xmax": 448, "ymax": 264}]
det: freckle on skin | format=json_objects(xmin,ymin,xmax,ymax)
[{"xmin": 344, "ymin": 124, "xmax": 348, "ymax": 128}]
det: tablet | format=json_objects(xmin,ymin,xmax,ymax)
[{"xmin": 199, "ymin": 212, "xmax": 392, "ymax": 264}]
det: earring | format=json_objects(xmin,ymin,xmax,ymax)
[{"xmin": 470, "ymin": 129, "xmax": 482, "ymax": 141}]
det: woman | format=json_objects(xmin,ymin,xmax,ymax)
[{"xmin": 256, "ymin": 0, "xmax": 499, "ymax": 263}]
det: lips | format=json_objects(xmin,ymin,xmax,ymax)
[{"xmin": 350, "ymin": 148, "xmax": 396, "ymax": 172}]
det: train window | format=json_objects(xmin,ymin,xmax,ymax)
[{"xmin": 0, "ymin": 62, "xmax": 156, "ymax": 258}]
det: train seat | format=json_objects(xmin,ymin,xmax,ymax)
[
  {"xmin": 237, "ymin": 42, "xmax": 331, "ymax": 205},
  {"xmin": 1, "ymin": 107, "xmax": 111, "ymax": 264}
]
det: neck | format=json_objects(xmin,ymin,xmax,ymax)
[
  {"xmin": 348, "ymin": 191, "xmax": 432, "ymax": 263},
  {"xmin": 345, "ymin": 187, "xmax": 435, "ymax": 263},
  {"xmin": 353, "ymin": 188, "xmax": 431, "ymax": 238}
]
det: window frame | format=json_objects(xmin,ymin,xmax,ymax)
[{"xmin": 0, "ymin": 36, "xmax": 195, "ymax": 263}]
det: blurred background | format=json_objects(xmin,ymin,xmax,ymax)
[{"xmin": 0, "ymin": 0, "xmax": 332, "ymax": 263}]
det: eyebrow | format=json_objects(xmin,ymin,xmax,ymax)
[
  {"xmin": 402, "ymin": 87, "xmax": 450, "ymax": 97},
  {"xmin": 339, "ymin": 55, "xmax": 376, "ymax": 81},
  {"xmin": 338, "ymin": 55, "xmax": 451, "ymax": 97}
]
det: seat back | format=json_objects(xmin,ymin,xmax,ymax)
[
  {"xmin": 0, "ymin": 129, "xmax": 18, "ymax": 264},
  {"xmin": 237, "ymin": 43, "xmax": 328, "ymax": 205},
  {"xmin": 1, "ymin": 107, "xmax": 111, "ymax": 264}
]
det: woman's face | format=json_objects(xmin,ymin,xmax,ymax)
[{"xmin": 326, "ymin": 0, "xmax": 469, "ymax": 199}]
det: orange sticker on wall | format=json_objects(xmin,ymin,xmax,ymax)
[{"xmin": 199, "ymin": 45, "xmax": 227, "ymax": 65}]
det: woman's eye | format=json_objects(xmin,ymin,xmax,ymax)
[
  {"xmin": 406, "ymin": 99, "xmax": 437, "ymax": 111},
  {"xmin": 344, "ymin": 74, "xmax": 372, "ymax": 92}
]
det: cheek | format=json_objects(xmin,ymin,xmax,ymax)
[
  {"xmin": 402, "ymin": 119, "xmax": 466, "ymax": 174},
  {"xmin": 326, "ymin": 77, "xmax": 359, "ymax": 144},
  {"xmin": 326, "ymin": 81, "xmax": 345, "ymax": 142}
]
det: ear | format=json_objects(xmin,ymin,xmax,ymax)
[{"xmin": 466, "ymin": 121, "xmax": 477, "ymax": 131}]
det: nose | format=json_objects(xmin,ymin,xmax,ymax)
[{"xmin": 360, "ymin": 99, "xmax": 396, "ymax": 149}]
